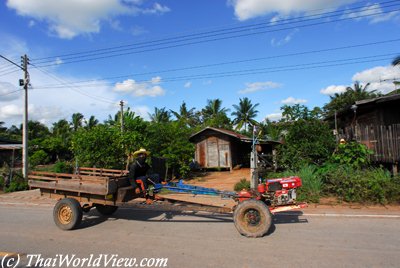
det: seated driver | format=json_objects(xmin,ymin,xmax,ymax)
[{"xmin": 128, "ymin": 148, "xmax": 160, "ymax": 195}]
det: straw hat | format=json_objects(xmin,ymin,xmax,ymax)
[{"xmin": 132, "ymin": 148, "xmax": 150, "ymax": 158}]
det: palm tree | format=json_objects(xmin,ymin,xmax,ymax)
[
  {"xmin": 170, "ymin": 102, "xmax": 198, "ymax": 127},
  {"xmin": 323, "ymin": 81, "xmax": 379, "ymax": 117},
  {"xmin": 201, "ymin": 99, "xmax": 231, "ymax": 128},
  {"xmin": 149, "ymin": 107, "xmax": 170, "ymax": 123},
  {"xmin": 52, "ymin": 119, "xmax": 71, "ymax": 138},
  {"xmin": 202, "ymin": 99, "xmax": 229, "ymax": 120},
  {"xmin": 85, "ymin": 115, "xmax": 99, "ymax": 129},
  {"xmin": 231, "ymin": 97, "xmax": 259, "ymax": 132},
  {"xmin": 392, "ymin": 56, "xmax": 400, "ymax": 66},
  {"xmin": 0, "ymin": 121, "xmax": 7, "ymax": 133},
  {"xmin": 71, "ymin": 113, "xmax": 84, "ymax": 131}
]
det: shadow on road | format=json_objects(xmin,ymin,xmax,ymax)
[
  {"xmin": 78, "ymin": 206, "xmax": 308, "ymax": 234},
  {"xmin": 273, "ymin": 211, "xmax": 309, "ymax": 225}
]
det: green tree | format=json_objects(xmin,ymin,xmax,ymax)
[
  {"xmin": 392, "ymin": 56, "xmax": 400, "ymax": 66},
  {"xmin": 149, "ymin": 107, "xmax": 170, "ymax": 123},
  {"xmin": 0, "ymin": 121, "xmax": 7, "ymax": 133},
  {"xmin": 85, "ymin": 115, "xmax": 99, "ymax": 129},
  {"xmin": 231, "ymin": 97, "xmax": 259, "ymax": 132},
  {"xmin": 323, "ymin": 81, "xmax": 379, "ymax": 117},
  {"xmin": 146, "ymin": 121, "xmax": 195, "ymax": 177},
  {"xmin": 71, "ymin": 113, "xmax": 84, "ymax": 131},
  {"xmin": 170, "ymin": 102, "xmax": 199, "ymax": 127},
  {"xmin": 71, "ymin": 125, "xmax": 124, "ymax": 169},
  {"xmin": 271, "ymin": 105, "xmax": 336, "ymax": 170},
  {"xmin": 201, "ymin": 99, "xmax": 231, "ymax": 129}
]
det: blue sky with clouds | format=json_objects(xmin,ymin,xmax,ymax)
[{"xmin": 0, "ymin": 0, "xmax": 399, "ymax": 127}]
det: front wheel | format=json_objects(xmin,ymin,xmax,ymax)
[
  {"xmin": 53, "ymin": 198, "xmax": 83, "ymax": 230},
  {"xmin": 233, "ymin": 200, "xmax": 272, "ymax": 238}
]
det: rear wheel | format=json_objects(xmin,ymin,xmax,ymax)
[
  {"xmin": 95, "ymin": 204, "xmax": 118, "ymax": 215},
  {"xmin": 53, "ymin": 198, "xmax": 83, "ymax": 230},
  {"xmin": 233, "ymin": 200, "xmax": 272, "ymax": 238}
]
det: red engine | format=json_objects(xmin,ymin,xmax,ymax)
[{"xmin": 259, "ymin": 176, "xmax": 302, "ymax": 206}]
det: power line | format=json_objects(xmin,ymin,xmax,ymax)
[
  {"xmin": 32, "ymin": 0, "xmax": 377, "ymax": 62},
  {"xmin": 29, "ymin": 63, "xmax": 117, "ymax": 105},
  {"xmin": 30, "ymin": 1, "xmax": 400, "ymax": 67},
  {"xmin": 31, "ymin": 53, "xmax": 398, "ymax": 89},
  {"xmin": 30, "ymin": 38, "xmax": 400, "ymax": 88},
  {"xmin": 0, "ymin": 89, "xmax": 22, "ymax": 97}
]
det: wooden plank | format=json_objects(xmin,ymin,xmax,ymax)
[{"xmin": 29, "ymin": 179, "xmax": 116, "ymax": 195}]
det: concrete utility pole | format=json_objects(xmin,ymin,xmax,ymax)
[
  {"xmin": 250, "ymin": 125, "xmax": 258, "ymax": 190},
  {"xmin": 119, "ymin": 100, "xmax": 124, "ymax": 133},
  {"xmin": 21, "ymin": 54, "xmax": 30, "ymax": 179},
  {"xmin": 0, "ymin": 54, "xmax": 29, "ymax": 178}
]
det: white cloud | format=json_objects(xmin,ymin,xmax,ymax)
[
  {"xmin": 142, "ymin": 3, "xmax": 170, "ymax": 14},
  {"xmin": 131, "ymin": 105, "xmax": 151, "ymax": 121},
  {"xmin": 342, "ymin": 3, "xmax": 400, "ymax": 24},
  {"xmin": 265, "ymin": 112, "xmax": 282, "ymax": 122},
  {"xmin": 320, "ymin": 85, "xmax": 347, "ymax": 95},
  {"xmin": 281, "ymin": 96, "xmax": 307, "ymax": 105},
  {"xmin": 229, "ymin": 0, "xmax": 356, "ymax": 21},
  {"xmin": 113, "ymin": 77, "xmax": 165, "ymax": 97},
  {"xmin": 352, "ymin": 65, "xmax": 400, "ymax": 94},
  {"xmin": 0, "ymin": 82, "xmax": 21, "ymax": 102},
  {"xmin": 320, "ymin": 65, "xmax": 400, "ymax": 97},
  {"xmin": 238, "ymin": 81, "xmax": 282, "ymax": 94},
  {"xmin": 271, "ymin": 29, "xmax": 299, "ymax": 47},
  {"xmin": 184, "ymin": 82, "xmax": 192, "ymax": 88},
  {"xmin": 0, "ymin": 35, "xmax": 122, "ymax": 127},
  {"xmin": 6, "ymin": 0, "xmax": 170, "ymax": 39}
]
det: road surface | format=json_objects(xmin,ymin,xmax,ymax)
[{"xmin": 0, "ymin": 203, "xmax": 399, "ymax": 268}]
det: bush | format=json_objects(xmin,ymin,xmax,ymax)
[
  {"xmin": 29, "ymin": 150, "xmax": 50, "ymax": 167},
  {"xmin": 295, "ymin": 165, "xmax": 322, "ymax": 203},
  {"xmin": 234, "ymin": 178, "xmax": 250, "ymax": 191},
  {"xmin": 321, "ymin": 166, "xmax": 398, "ymax": 204},
  {"xmin": 331, "ymin": 141, "xmax": 372, "ymax": 168},
  {"xmin": 53, "ymin": 161, "xmax": 73, "ymax": 173},
  {"xmin": 5, "ymin": 173, "xmax": 28, "ymax": 193}
]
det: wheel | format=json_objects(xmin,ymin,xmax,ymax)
[
  {"xmin": 233, "ymin": 200, "xmax": 272, "ymax": 238},
  {"xmin": 53, "ymin": 198, "xmax": 83, "ymax": 230},
  {"xmin": 95, "ymin": 204, "xmax": 118, "ymax": 215}
]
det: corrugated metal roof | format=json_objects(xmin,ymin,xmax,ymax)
[{"xmin": 189, "ymin": 127, "xmax": 280, "ymax": 144}]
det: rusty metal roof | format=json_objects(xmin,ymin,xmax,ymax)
[{"xmin": 189, "ymin": 127, "xmax": 280, "ymax": 144}]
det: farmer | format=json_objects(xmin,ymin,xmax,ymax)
[{"xmin": 128, "ymin": 148, "xmax": 160, "ymax": 194}]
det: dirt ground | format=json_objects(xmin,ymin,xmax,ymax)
[{"xmin": 187, "ymin": 168, "xmax": 250, "ymax": 191}]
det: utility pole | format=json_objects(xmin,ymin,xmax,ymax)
[
  {"xmin": 21, "ymin": 55, "xmax": 30, "ymax": 179},
  {"xmin": 0, "ymin": 54, "xmax": 29, "ymax": 179},
  {"xmin": 119, "ymin": 100, "xmax": 124, "ymax": 133}
]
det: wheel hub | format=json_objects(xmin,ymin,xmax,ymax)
[
  {"xmin": 58, "ymin": 205, "xmax": 73, "ymax": 224},
  {"xmin": 245, "ymin": 209, "xmax": 261, "ymax": 226}
]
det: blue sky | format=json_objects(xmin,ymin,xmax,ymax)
[{"xmin": 0, "ymin": 0, "xmax": 399, "ymax": 127}]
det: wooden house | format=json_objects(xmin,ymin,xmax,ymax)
[
  {"xmin": 333, "ymin": 93, "xmax": 400, "ymax": 173},
  {"xmin": 189, "ymin": 127, "xmax": 279, "ymax": 170}
]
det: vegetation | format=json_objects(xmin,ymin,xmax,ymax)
[
  {"xmin": 234, "ymin": 178, "xmax": 250, "ymax": 191},
  {"xmin": 1, "ymin": 91, "xmax": 400, "ymax": 205}
]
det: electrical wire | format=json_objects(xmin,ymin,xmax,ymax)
[
  {"xmin": 31, "ymin": 52, "xmax": 398, "ymax": 89},
  {"xmin": 30, "ymin": 1, "xmax": 400, "ymax": 67},
  {"xmin": 29, "ymin": 38, "xmax": 400, "ymax": 88},
  {"xmin": 29, "ymin": 63, "xmax": 117, "ymax": 105},
  {"xmin": 0, "ymin": 89, "xmax": 22, "ymax": 98}
]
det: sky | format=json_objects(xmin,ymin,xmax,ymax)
[{"xmin": 0, "ymin": 0, "xmax": 399, "ymax": 128}]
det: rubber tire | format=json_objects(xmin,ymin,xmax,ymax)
[
  {"xmin": 53, "ymin": 198, "xmax": 83, "ymax": 230},
  {"xmin": 233, "ymin": 199, "xmax": 272, "ymax": 238},
  {"xmin": 95, "ymin": 204, "xmax": 118, "ymax": 216}
]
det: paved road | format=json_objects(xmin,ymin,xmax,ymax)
[{"xmin": 0, "ymin": 204, "xmax": 400, "ymax": 268}]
